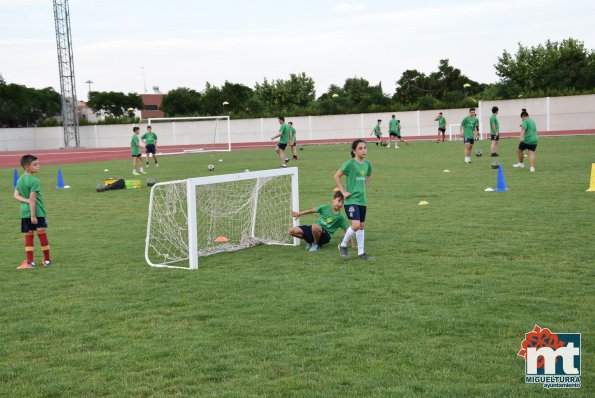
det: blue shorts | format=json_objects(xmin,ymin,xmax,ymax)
[
  {"xmin": 277, "ymin": 143, "xmax": 287, "ymax": 150},
  {"xmin": 464, "ymin": 138, "xmax": 475, "ymax": 144},
  {"xmin": 21, "ymin": 217, "xmax": 48, "ymax": 233},
  {"xmin": 299, "ymin": 225, "xmax": 331, "ymax": 246},
  {"xmin": 519, "ymin": 142, "xmax": 537, "ymax": 151},
  {"xmin": 145, "ymin": 144, "xmax": 156, "ymax": 154},
  {"xmin": 345, "ymin": 204, "xmax": 367, "ymax": 222}
]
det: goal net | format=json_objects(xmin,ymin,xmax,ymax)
[
  {"xmin": 145, "ymin": 167, "xmax": 299, "ymax": 269},
  {"xmin": 147, "ymin": 116, "xmax": 231, "ymax": 152}
]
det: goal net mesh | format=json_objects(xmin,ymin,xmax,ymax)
[{"xmin": 146, "ymin": 174, "xmax": 294, "ymax": 267}]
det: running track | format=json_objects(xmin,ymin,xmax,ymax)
[{"xmin": 1, "ymin": 129, "xmax": 593, "ymax": 168}]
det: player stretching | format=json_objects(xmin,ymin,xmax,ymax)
[{"xmin": 335, "ymin": 139, "xmax": 373, "ymax": 260}]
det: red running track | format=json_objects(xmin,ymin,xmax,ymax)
[{"xmin": 1, "ymin": 129, "xmax": 593, "ymax": 168}]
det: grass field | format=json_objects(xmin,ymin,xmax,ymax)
[{"xmin": 1, "ymin": 136, "xmax": 593, "ymax": 397}]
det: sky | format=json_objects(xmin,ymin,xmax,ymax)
[{"xmin": 1, "ymin": 0, "xmax": 594, "ymax": 100}]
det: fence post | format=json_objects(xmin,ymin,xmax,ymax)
[
  {"xmin": 417, "ymin": 110, "xmax": 421, "ymax": 136},
  {"xmin": 546, "ymin": 97, "xmax": 551, "ymax": 131}
]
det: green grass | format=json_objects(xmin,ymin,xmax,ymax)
[{"xmin": 1, "ymin": 137, "xmax": 593, "ymax": 397}]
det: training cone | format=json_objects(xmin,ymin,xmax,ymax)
[
  {"xmin": 586, "ymin": 163, "xmax": 595, "ymax": 192},
  {"xmin": 13, "ymin": 168, "xmax": 19, "ymax": 188},
  {"xmin": 214, "ymin": 236, "xmax": 229, "ymax": 243},
  {"xmin": 56, "ymin": 168, "xmax": 65, "ymax": 188},
  {"xmin": 495, "ymin": 165, "xmax": 509, "ymax": 192}
]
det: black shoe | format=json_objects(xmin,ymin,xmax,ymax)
[
  {"xmin": 491, "ymin": 153, "xmax": 499, "ymax": 157},
  {"xmin": 358, "ymin": 253, "xmax": 373, "ymax": 260},
  {"xmin": 338, "ymin": 245, "xmax": 349, "ymax": 260}
]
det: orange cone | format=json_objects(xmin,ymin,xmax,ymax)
[{"xmin": 214, "ymin": 236, "xmax": 229, "ymax": 243}]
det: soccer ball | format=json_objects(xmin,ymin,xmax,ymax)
[
  {"xmin": 96, "ymin": 184, "xmax": 106, "ymax": 192},
  {"xmin": 147, "ymin": 178, "xmax": 156, "ymax": 186},
  {"xmin": 208, "ymin": 164, "xmax": 215, "ymax": 171},
  {"xmin": 475, "ymin": 148, "xmax": 483, "ymax": 157},
  {"xmin": 490, "ymin": 162, "xmax": 500, "ymax": 169}
]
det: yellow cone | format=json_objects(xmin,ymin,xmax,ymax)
[
  {"xmin": 418, "ymin": 201, "xmax": 429, "ymax": 206},
  {"xmin": 587, "ymin": 164, "xmax": 595, "ymax": 192}
]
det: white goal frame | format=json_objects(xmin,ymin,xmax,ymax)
[
  {"xmin": 147, "ymin": 115, "xmax": 231, "ymax": 152},
  {"xmin": 448, "ymin": 123, "xmax": 484, "ymax": 141},
  {"xmin": 145, "ymin": 167, "xmax": 300, "ymax": 270}
]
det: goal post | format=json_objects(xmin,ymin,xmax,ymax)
[
  {"xmin": 145, "ymin": 167, "xmax": 299, "ymax": 270},
  {"xmin": 147, "ymin": 115, "xmax": 231, "ymax": 152}
]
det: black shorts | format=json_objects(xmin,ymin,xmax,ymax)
[
  {"xmin": 519, "ymin": 142, "xmax": 537, "ymax": 151},
  {"xmin": 464, "ymin": 138, "xmax": 475, "ymax": 144},
  {"xmin": 491, "ymin": 134, "xmax": 500, "ymax": 141},
  {"xmin": 345, "ymin": 204, "xmax": 367, "ymax": 222},
  {"xmin": 145, "ymin": 144, "xmax": 156, "ymax": 154},
  {"xmin": 21, "ymin": 217, "xmax": 48, "ymax": 233},
  {"xmin": 299, "ymin": 225, "xmax": 331, "ymax": 246},
  {"xmin": 438, "ymin": 128, "xmax": 446, "ymax": 133},
  {"xmin": 389, "ymin": 132, "xmax": 400, "ymax": 137},
  {"xmin": 277, "ymin": 143, "xmax": 287, "ymax": 150},
  {"xmin": 131, "ymin": 154, "xmax": 142, "ymax": 158}
]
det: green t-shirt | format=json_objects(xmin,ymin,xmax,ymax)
[
  {"xmin": 278, "ymin": 123, "xmax": 290, "ymax": 144},
  {"xmin": 461, "ymin": 116, "xmax": 479, "ymax": 139},
  {"xmin": 340, "ymin": 158, "xmax": 372, "ymax": 206},
  {"xmin": 490, "ymin": 114, "xmax": 499, "ymax": 135},
  {"xmin": 16, "ymin": 174, "xmax": 46, "ymax": 218},
  {"xmin": 373, "ymin": 124, "xmax": 382, "ymax": 137},
  {"xmin": 521, "ymin": 118, "xmax": 538, "ymax": 144},
  {"xmin": 131, "ymin": 134, "xmax": 141, "ymax": 155},
  {"xmin": 437, "ymin": 117, "xmax": 446, "ymax": 128},
  {"xmin": 142, "ymin": 131, "xmax": 158, "ymax": 144},
  {"xmin": 290, "ymin": 127, "xmax": 296, "ymax": 144},
  {"xmin": 389, "ymin": 119, "xmax": 398, "ymax": 133},
  {"xmin": 315, "ymin": 204, "xmax": 349, "ymax": 237}
]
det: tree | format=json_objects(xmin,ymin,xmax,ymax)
[
  {"xmin": 87, "ymin": 91, "xmax": 143, "ymax": 117},
  {"xmin": 495, "ymin": 38, "xmax": 595, "ymax": 93},
  {"xmin": 0, "ymin": 83, "xmax": 61, "ymax": 127},
  {"xmin": 220, "ymin": 82, "xmax": 253, "ymax": 115},
  {"xmin": 161, "ymin": 87, "xmax": 202, "ymax": 116},
  {"xmin": 255, "ymin": 72, "xmax": 316, "ymax": 114}
]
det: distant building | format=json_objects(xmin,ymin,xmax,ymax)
[
  {"xmin": 140, "ymin": 93, "xmax": 164, "ymax": 120},
  {"xmin": 77, "ymin": 101, "xmax": 102, "ymax": 122}
]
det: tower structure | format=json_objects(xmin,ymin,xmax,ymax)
[{"xmin": 53, "ymin": 0, "xmax": 79, "ymax": 148}]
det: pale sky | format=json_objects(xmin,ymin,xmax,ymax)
[{"xmin": 1, "ymin": 0, "xmax": 594, "ymax": 100}]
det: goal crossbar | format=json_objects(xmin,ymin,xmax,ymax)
[{"xmin": 147, "ymin": 115, "xmax": 231, "ymax": 152}]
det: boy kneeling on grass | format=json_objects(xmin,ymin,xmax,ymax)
[{"xmin": 289, "ymin": 191, "xmax": 353, "ymax": 251}]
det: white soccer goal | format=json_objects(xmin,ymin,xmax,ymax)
[
  {"xmin": 147, "ymin": 115, "xmax": 231, "ymax": 152},
  {"xmin": 145, "ymin": 167, "xmax": 299, "ymax": 270},
  {"xmin": 449, "ymin": 123, "xmax": 484, "ymax": 141}
]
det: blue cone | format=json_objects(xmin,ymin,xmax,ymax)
[
  {"xmin": 13, "ymin": 168, "xmax": 19, "ymax": 188},
  {"xmin": 495, "ymin": 165, "xmax": 509, "ymax": 192},
  {"xmin": 56, "ymin": 168, "xmax": 65, "ymax": 188}
]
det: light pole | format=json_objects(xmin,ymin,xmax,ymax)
[
  {"xmin": 141, "ymin": 66, "xmax": 147, "ymax": 93},
  {"xmin": 84, "ymin": 80, "xmax": 93, "ymax": 99}
]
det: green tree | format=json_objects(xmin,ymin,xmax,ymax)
[
  {"xmin": 161, "ymin": 87, "xmax": 202, "ymax": 116},
  {"xmin": 87, "ymin": 91, "xmax": 143, "ymax": 117},
  {"xmin": 220, "ymin": 82, "xmax": 253, "ymax": 115},
  {"xmin": 254, "ymin": 72, "xmax": 316, "ymax": 114},
  {"xmin": 0, "ymin": 83, "xmax": 61, "ymax": 127},
  {"xmin": 495, "ymin": 38, "xmax": 595, "ymax": 93}
]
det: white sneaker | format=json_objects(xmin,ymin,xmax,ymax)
[
  {"xmin": 530, "ymin": 167, "xmax": 535, "ymax": 173},
  {"xmin": 513, "ymin": 163, "xmax": 525, "ymax": 168},
  {"xmin": 132, "ymin": 171, "xmax": 140, "ymax": 175},
  {"xmin": 395, "ymin": 146, "xmax": 400, "ymax": 149},
  {"xmin": 465, "ymin": 160, "xmax": 472, "ymax": 164}
]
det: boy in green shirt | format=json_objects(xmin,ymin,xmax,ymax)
[
  {"xmin": 271, "ymin": 116, "xmax": 291, "ymax": 167},
  {"xmin": 434, "ymin": 112, "xmax": 447, "ymax": 143},
  {"xmin": 513, "ymin": 110, "xmax": 538, "ymax": 172},
  {"xmin": 490, "ymin": 106, "xmax": 500, "ymax": 157},
  {"xmin": 131, "ymin": 127, "xmax": 146, "ymax": 175},
  {"xmin": 141, "ymin": 125, "xmax": 159, "ymax": 168},
  {"xmin": 13, "ymin": 154, "xmax": 52, "ymax": 269},
  {"xmin": 290, "ymin": 191, "xmax": 350, "ymax": 251},
  {"xmin": 459, "ymin": 108, "xmax": 479, "ymax": 163},
  {"xmin": 388, "ymin": 115, "xmax": 410, "ymax": 148},
  {"xmin": 288, "ymin": 121, "xmax": 298, "ymax": 161},
  {"xmin": 370, "ymin": 119, "xmax": 384, "ymax": 146}
]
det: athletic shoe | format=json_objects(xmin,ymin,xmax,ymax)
[
  {"xmin": 491, "ymin": 153, "xmax": 499, "ymax": 157},
  {"xmin": 308, "ymin": 244, "xmax": 320, "ymax": 252},
  {"xmin": 280, "ymin": 164, "xmax": 287, "ymax": 168},
  {"xmin": 305, "ymin": 243, "xmax": 312, "ymax": 251},
  {"xmin": 146, "ymin": 163, "xmax": 149, "ymax": 167},
  {"xmin": 513, "ymin": 163, "xmax": 525, "ymax": 168},
  {"xmin": 358, "ymin": 253, "xmax": 373, "ymax": 261},
  {"xmin": 17, "ymin": 260, "xmax": 35, "ymax": 269},
  {"xmin": 284, "ymin": 158, "xmax": 290, "ymax": 163},
  {"xmin": 293, "ymin": 157, "xmax": 298, "ymax": 160},
  {"xmin": 338, "ymin": 244, "xmax": 349, "ymax": 260},
  {"xmin": 395, "ymin": 146, "xmax": 400, "ymax": 149},
  {"xmin": 465, "ymin": 160, "xmax": 472, "ymax": 164},
  {"xmin": 43, "ymin": 259, "xmax": 52, "ymax": 267},
  {"xmin": 140, "ymin": 171, "xmax": 147, "ymax": 174},
  {"xmin": 530, "ymin": 167, "xmax": 535, "ymax": 173},
  {"xmin": 132, "ymin": 171, "xmax": 140, "ymax": 175}
]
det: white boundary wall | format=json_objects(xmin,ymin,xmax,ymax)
[{"xmin": 1, "ymin": 94, "xmax": 594, "ymax": 151}]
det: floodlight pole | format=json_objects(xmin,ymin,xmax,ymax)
[{"xmin": 53, "ymin": 0, "xmax": 80, "ymax": 148}]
